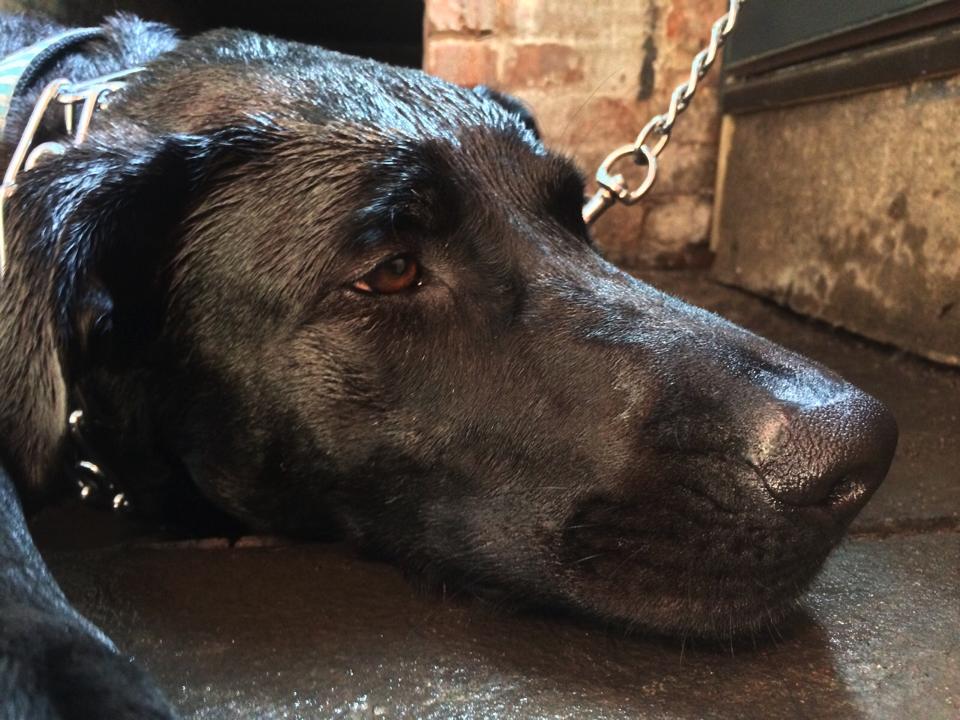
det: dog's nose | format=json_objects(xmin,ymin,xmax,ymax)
[{"xmin": 758, "ymin": 389, "xmax": 898, "ymax": 515}]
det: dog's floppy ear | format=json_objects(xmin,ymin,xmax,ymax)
[
  {"xmin": 473, "ymin": 86, "xmax": 541, "ymax": 139},
  {"xmin": 0, "ymin": 118, "xmax": 280, "ymax": 500}
]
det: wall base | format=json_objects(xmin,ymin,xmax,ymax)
[{"xmin": 712, "ymin": 74, "xmax": 960, "ymax": 366}]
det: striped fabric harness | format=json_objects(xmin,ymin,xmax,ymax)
[{"xmin": 0, "ymin": 27, "xmax": 103, "ymax": 139}]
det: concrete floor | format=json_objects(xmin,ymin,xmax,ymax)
[{"xmin": 34, "ymin": 271, "xmax": 960, "ymax": 720}]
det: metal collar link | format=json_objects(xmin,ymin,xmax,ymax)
[
  {"xmin": 0, "ymin": 67, "xmax": 143, "ymax": 276},
  {"xmin": 68, "ymin": 409, "xmax": 129, "ymax": 511},
  {"xmin": 0, "ymin": 66, "xmax": 142, "ymax": 509},
  {"xmin": 583, "ymin": 0, "xmax": 746, "ymax": 225}
]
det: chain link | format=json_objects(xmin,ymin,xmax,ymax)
[
  {"xmin": 0, "ymin": 67, "xmax": 142, "ymax": 278},
  {"xmin": 583, "ymin": 0, "xmax": 745, "ymax": 226}
]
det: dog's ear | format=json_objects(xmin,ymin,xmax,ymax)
[
  {"xmin": 0, "ymin": 119, "xmax": 280, "ymax": 499},
  {"xmin": 473, "ymin": 86, "xmax": 541, "ymax": 139}
]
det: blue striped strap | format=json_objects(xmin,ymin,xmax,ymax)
[{"xmin": 0, "ymin": 26, "xmax": 103, "ymax": 139}]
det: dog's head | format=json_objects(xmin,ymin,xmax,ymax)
[{"xmin": 1, "ymin": 30, "xmax": 896, "ymax": 637}]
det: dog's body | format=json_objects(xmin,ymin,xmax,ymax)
[{"xmin": 0, "ymin": 13, "xmax": 897, "ymax": 719}]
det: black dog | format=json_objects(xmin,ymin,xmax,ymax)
[{"xmin": 0, "ymin": 13, "xmax": 897, "ymax": 718}]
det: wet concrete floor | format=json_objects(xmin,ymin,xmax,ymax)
[{"xmin": 35, "ymin": 271, "xmax": 960, "ymax": 719}]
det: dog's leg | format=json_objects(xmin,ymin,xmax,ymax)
[{"xmin": 0, "ymin": 466, "xmax": 177, "ymax": 719}]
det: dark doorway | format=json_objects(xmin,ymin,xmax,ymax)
[{"xmin": 12, "ymin": 0, "xmax": 425, "ymax": 67}]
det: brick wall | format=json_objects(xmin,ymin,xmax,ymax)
[{"xmin": 424, "ymin": 0, "xmax": 727, "ymax": 269}]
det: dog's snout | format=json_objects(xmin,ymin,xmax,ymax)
[{"xmin": 759, "ymin": 390, "xmax": 898, "ymax": 513}]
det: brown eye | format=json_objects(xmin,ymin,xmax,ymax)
[{"xmin": 353, "ymin": 254, "xmax": 422, "ymax": 295}]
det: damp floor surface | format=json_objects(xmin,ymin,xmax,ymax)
[{"xmin": 33, "ymin": 271, "xmax": 960, "ymax": 720}]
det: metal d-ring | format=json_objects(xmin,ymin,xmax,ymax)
[
  {"xmin": 583, "ymin": 143, "xmax": 658, "ymax": 226},
  {"xmin": 581, "ymin": 0, "xmax": 745, "ymax": 226}
]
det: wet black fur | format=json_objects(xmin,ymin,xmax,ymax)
[{"xmin": 0, "ymin": 13, "xmax": 897, "ymax": 718}]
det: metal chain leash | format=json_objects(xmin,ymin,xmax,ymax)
[{"xmin": 582, "ymin": 0, "xmax": 746, "ymax": 226}]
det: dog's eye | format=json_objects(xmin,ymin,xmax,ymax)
[{"xmin": 353, "ymin": 254, "xmax": 422, "ymax": 295}]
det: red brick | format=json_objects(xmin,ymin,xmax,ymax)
[
  {"xmin": 426, "ymin": 0, "xmax": 497, "ymax": 34},
  {"xmin": 425, "ymin": 41, "xmax": 499, "ymax": 87},
  {"xmin": 547, "ymin": 96, "xmax": 658, "ymax": 170},
  {"xmin": 665, "ymin": 0, "xmax": 729, "ymax": 48},
  {"xmin": 421, "ymin": 0, "xmax": 728, "ymax": 269},
  {"xmin": 496, "ymin": 0, "xmax": 540, "ymax": 35},
  {"xmin": 502, "ymin": 43, "xmax": 584, "ymax": 88}
]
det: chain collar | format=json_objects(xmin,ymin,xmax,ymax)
[
  {"xmin": 0, "ymin": 43, "xmax": 143, "ymax": 510},
  {"xmin": 68, "ymin": 409, "xmax": 129, "ymax": 511},
  {"xmin": 0, "ymin": 66, "xmax": 143, "ymax": 276}
]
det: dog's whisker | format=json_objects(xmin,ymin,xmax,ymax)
[
  {"xmin": 558, "ymin": 68, "xmax": 621, "ymax": 153},
  {"xmin": 727, "ymin": 613, "xmax": 737, "ymax": 658}
]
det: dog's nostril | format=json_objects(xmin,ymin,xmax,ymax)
[{"xmin": 760, "ymin": 390, "xmax": 898, "ymax": 512}]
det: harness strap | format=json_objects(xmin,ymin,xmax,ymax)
[{"xmin": 0, "ymin": 27, "xmax": 104, "ymax": 141}]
